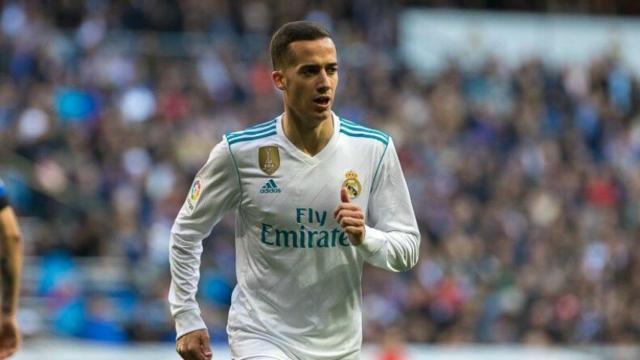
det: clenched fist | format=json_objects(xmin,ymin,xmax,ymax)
[
  {"xmin": 176, "ymin": 329, "xmax": 212, "ymax": 360},
  {"xmin": 334, "ymin": 187, "xmax": 366, "ymax": 245},
  {"xmin": 0, "ymin": 316, "xmax": 20, "ymax": 359}
]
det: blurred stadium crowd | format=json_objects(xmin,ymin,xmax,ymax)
[{"xmin": 1, "ymin": 0, "xmax": 640, "ymax": 350}]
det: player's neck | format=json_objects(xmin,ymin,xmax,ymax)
[{"xmin": 282, "ymin": 112, "xmax": 334, "ymax": 157}]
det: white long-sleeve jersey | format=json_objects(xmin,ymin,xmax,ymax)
[{"xmin": 169, "ymin": 113, "xmax": 420, "ymax": 359}]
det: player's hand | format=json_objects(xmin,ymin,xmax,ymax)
[
  {"xmin": 0, "ymin": 315, "xmax": 20, "ymax": 359},
  {"xmin": 176, "ymin": 329, "xmax": 212, "ymax": 360},
  {"xmin": 334, "ymin": 187, "xmax": 366, "ymax": 246}
]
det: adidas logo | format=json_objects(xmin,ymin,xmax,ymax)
[{"xmin": 260, "ymin": 179, "xmax": 282, "ymax": 193}]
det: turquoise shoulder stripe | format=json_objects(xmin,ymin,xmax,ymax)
[
  {"xmin": 341, "ymin": 123, "xmax": 389, "ymax": 141},
  {"xmin": 227, "ymin": 130, "xmax": 277, "ymax": 145},
  {"xmin": 247, "ymin": 118, "xmax": 277, "ymax": 130},
  {"xmin": 340, "ymin": 118, "xmax": 389, "ymax": 138},
  {"xmin": 339, "ymin": 118, "xmax": 389, "ymax": 142},
  {"xmin": 227, "ymin": 123, "xmax": 276, "ymax": 139},
  {"xmin": 340, "ymin": 120, "xmax": 389, "ymax": 139},
  {"xmin": 339, "ymin": 128, "xmax": 388, "ymax": 144},
  {"xmin": 342, "ymin": 118, "xmax": 367, "ymax": 127},
  {"xmin": 226, "ymin": 119, "xmax": 277, "ymax": 139}
]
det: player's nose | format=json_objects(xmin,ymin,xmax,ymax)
[
  {"xmin": 317, "ymin": 70, "xmax": 331, "ymax": 92},
  {"xmin": 317, "ymin": 84, "xmax": 330, "ymax": 94}
]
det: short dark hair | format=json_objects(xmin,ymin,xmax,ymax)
[{"xmin": 270, "ymin": 21, "xmax": 331, "ymax": 70}]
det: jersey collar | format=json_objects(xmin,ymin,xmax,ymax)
[{"xmin": 276, "ymin": 112, "xmax": 340, "ymax": 165}]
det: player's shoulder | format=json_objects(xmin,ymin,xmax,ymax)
[
  {"xmin": 338, "ymin": 116, "xmax": 390, "ymax": 147},
  {"xmin": 224, "ymin": 118, "xmax": 278, "ymax": 148}
]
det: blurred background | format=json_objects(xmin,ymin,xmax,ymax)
[{"xmin": 1, "ymin": 0, "xmax": 640, "ymax": 359}]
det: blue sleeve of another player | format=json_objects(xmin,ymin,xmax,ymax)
[{"xmin": 0, "ymin": 178, "xmax": 9, "ymax": 210}]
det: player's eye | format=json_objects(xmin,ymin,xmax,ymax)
[{"xmin": 301, "ymin": 67, "xmax": 319, "ymax": 75}]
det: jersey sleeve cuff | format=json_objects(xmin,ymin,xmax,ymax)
[
  {"xmin": 174, "ymin": 309, "xmax": 207, "ymax": 339},
  {"xmin": 356, "ymin": 225, "xmax": 386, "ymax": 257}
]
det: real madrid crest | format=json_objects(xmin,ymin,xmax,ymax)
[
  {"xmin": 259, "ymin": 145, "xmax": 280, "ymax": 175},
  {"xmin": 342, "ymin": 170, "xmax": 362, "ymax": 199}
]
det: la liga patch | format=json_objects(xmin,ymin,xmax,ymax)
[{"xmin": 186, "ymin": 178, "xmax": 202, "ymax": 212}]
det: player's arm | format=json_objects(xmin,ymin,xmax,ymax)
[
  {"xmin": 340, "ymin": 138, "xmax": 420, "ymax": 272},
  {"xmin": 0, "ymin": 191, "xmax": 23, "ymax": 359},
  {"xmin": 0, "ymin": 206, "xmax": 22, "ymax": 316},
  {"xmin": 169, "ymin": 138, "xmax": 240, "ymax": 359}
]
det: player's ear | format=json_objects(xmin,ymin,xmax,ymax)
[{"xmin": 272, "ymin": 70, "xmax": 286, "ymax": 91}]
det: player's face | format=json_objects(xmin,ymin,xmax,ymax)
[{"xmin": 273, "ymin": 38, "xmax": 338, "ymax": 126}]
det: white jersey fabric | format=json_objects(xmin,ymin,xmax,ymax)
[{"xmin": 169, "ymin": 113, "xmax": 420, "ymax": 359}]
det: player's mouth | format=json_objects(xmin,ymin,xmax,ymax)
[{"xmin": 313, "ymin": 96, "xmax": 331, "ymax": 110}]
